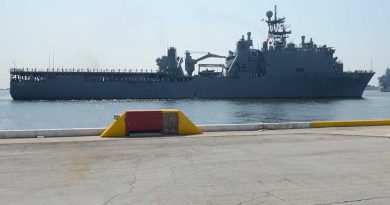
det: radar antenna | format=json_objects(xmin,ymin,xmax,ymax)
[{"xmin": 265, "ymin": 5, "xmax": 291, "ymax": 48}]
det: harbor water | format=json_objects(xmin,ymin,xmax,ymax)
[{"xmin": 0, "ymin": 89, "xmax": 389, "ymax": 130}]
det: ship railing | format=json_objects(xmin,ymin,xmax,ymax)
[
  {"xmin": 344, "ymin": 70, "xmax": 375, "ymax": 74},
  {"xmin": 10, "ymin": 67, "xmax": 159, "ymax": 74},
  {"xmin": 294, "ymin": 46, "xmax": 334, "ymax": 53}
]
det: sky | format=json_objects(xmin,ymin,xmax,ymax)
[{"xmin": 0, "ymin": 0, "xmax": 389, "ymax": 88}]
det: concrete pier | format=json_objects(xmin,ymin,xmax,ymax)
[{"xmin": 1, "ymin": 126, "xmax": 390, "ymax": 204}]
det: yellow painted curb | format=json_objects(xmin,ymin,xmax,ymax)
[
  {"xmin": 161, "ymin": 109, "xmax": 202, "ymax": 135},
  {"xmin": 100, "ymin": 112, "xmax": 126, "ymax": 137},
  {"xmin": 310, "ymin": 119, "xmax": 390, "ymax": 128}
]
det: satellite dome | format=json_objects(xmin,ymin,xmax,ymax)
[{"xmin": 266, "ymin": 11, "xmax": 273, "ymax": 19}]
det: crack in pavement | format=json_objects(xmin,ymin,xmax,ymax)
[
  {"xmin": 266, "ymin": 192, "xmax": 297, "ymax": 205},
  {"xmin": 102, "ymin": 193, "xmax": 122, "ymax": 205},
  {"xmin": 170, "ymin": 167, "xmax": 177, "ymax": 186},
  {"xmin": 102, "ymin": 158, "xmax": 140, "ymax": 205},
  {"xmin": 312, "ymin": 196, "xmax": 390, "ymax": 205},
  {"xmin": 236, "ymin": 194, "xmax": 270, "ymax": 205},
  {"xmin": 20, "ymin": 144, "xmax": 27, "ymax": 153},
  {"xmin": 237, "ymin": 192, "xmax": 297, "ymax": 205}
]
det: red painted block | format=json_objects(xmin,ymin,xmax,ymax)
[{"xmin": 125, "ymin": 111, "xmax": 163, "ymax": 134}]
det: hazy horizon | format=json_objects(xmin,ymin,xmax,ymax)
[{"xmin": 1, "ymin": 0, "xmax": 389, "ymax": 88}]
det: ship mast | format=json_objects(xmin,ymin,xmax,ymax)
[{"xmin": 265, "ymin": 5, "xmax": 291, "ymax": 48}]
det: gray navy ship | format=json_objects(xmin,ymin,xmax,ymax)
[
  {"xmin": 10, "ymin": 6, "xmax": 374, "ymax": 100},
  {"xmin": 378, "ymin": 67, "xmax": 390, "ymax": 92}
]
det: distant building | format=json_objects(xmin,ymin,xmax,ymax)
[{"xmin": 378, "ymin": 68, "xmax": 390, "ymax": 92}]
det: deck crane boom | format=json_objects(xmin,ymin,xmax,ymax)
[{"xmin": 185, "ymin": 51, "xmax": 226, "ymax": 76}]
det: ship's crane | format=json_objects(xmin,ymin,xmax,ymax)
[{"xmin": 185, "ymin": 51, "xmax": 226, "ymax": 76}]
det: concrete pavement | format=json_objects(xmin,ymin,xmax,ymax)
[{"xmin": 1, "ymin": 126, "xmax": 390, "ymax": 205}]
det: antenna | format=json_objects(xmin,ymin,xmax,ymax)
[
  {"xmin": 370, "ymin": 59, "xmax": 373, "ymax": 71},
  {"xmin": 53, "ymin": 51, "xmax": 55, "ymax": 69},
  {"xmin": 12, "ymin": 60, "xmax": 17, "ymax": 68},
  {"xmin": 49, "ymin": 51, "xmax": 51, "ymax": 69},
  {"xmin": 274, "ymin": 5, "xmax": 277, "ymax": 21}
]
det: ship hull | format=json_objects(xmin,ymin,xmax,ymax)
[{"xmin": 10, "ymin": 72, "xmax": 374, "ymax": 100}]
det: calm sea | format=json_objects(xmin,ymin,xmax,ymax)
[{"xmin": 0, "ymin": 89, "xmax": 389, "ymax": 130}]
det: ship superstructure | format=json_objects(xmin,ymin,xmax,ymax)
[{"xmin": 10, "ymin": 6, "xmax": 374, "ymax": 100}]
